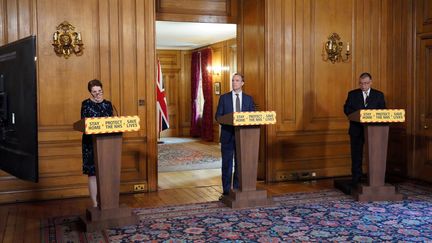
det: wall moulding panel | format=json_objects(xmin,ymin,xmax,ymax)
[
  {"xmin": 415, "ymin": 0, "xmax": 432, "ymax": 34},
  {"xmin": 156, "ymin": 0, "xmax": 238, "ymax": 23}
]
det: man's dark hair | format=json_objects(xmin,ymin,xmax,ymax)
[
  {"xmin": 87, "ymin": 79, "xmax": 103, "ymax": 92},
  {"xmin": 359, "ymin": 72, "xmax": 372, "ymax": 80},
  {"xmin": 232, "ymin": 73, "xmax": 244, "ymax": 82}
]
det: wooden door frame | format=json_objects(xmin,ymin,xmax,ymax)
[{"xmin": 153, "ymin": 0, "xmax": 269, "ymax": 187}]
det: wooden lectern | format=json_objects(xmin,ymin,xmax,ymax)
[
  {"xmin": 348, "ymin": 109, "xmax": 405, "ymax": 201},
  {"xmin": 217, "ymin": 111, "xmax": 276, "ymax": 208},
  {"xmin": 73, "ymin": 116, "xmax": 140, "ymax": 231}
]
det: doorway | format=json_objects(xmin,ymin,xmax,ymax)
[
  {"xmin": 414, "ymin": 37, "xmax": 432, "ymax": 182},
  {"xmin": 156, "ymin": 21, "xmax": 237, "ymax": 190}
]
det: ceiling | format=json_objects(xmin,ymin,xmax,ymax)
[{"xmin": 156, "ymin": 21, "xmax": 237, "ymax": 50}]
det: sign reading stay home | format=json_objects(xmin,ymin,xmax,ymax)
[
  {"xmin": 233, "ymin": 111, "xmax": 277, "ymax": 126},
  {"xmin": 359, "ymin": 109, "xmax": 405, "ymax": 123},
  {"xmin": 84, "ymin": 116, "xmax": 140, "ymax": 134}
]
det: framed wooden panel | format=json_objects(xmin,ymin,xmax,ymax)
[
  {"xmin": 416, "ymin": 0, "xmax": 432, "ymax": 33},
  {"xmin": 156, "ymin": 0, "xmax": 238, "ymax": 23}
]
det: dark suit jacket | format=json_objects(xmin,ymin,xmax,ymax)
[
  {"xmin": 215, "ymin": 91, "xmax": 255, "ymax": 143},
  {"xmin": 343, "ymin": 88, "xmax": 386, "ymax": 136}
]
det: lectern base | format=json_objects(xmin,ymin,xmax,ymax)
[
  {"xmin": 354, "ymin": 184, "xmax": 404, "ymax": 202},
  {"xmin": 80, "ymin": 206, "xmax": 139, "ymax": 232},
  {"xmin": 222, "ymin": 189, "xmax": 274, "ymax": 208}
]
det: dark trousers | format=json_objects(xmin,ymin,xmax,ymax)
[
  {"xmin": 350, "ymin": 134, "xmax": 365, "ymax": 184},
  {"xmin": 221, "ymin": 139, "xmax": 239, "ymax": 195}
]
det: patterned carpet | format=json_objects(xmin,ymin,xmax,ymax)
[
  {"xmin": 158, "ymin": 137, "xmax": 221, "ymax": 172},
  {"xmin": 41, "ymin": 183, "xmax": 432, "ymax": 242}
]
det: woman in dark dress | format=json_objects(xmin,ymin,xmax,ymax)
[{"xmin": 81, "ymin": 79, "xmax": 113, "ymax": 207}]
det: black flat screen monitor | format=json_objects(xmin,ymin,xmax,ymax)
[{"xmin": 0, "ymin": 36, "xmax": 38, "ymax": 182}]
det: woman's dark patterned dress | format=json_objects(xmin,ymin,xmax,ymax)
[{"xmin": 81, "ymin": 99, "xmax": 113, "ymax": 176}]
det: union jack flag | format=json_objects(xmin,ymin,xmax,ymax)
[{"xmin": 157, "ymin": 60, "xmax": 169, "ymax": 132}]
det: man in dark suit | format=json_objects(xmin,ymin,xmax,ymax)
[
  {"xmin": 215, "ymin": 73, "xmax": 255, "ymax": 199},
  {"xmin": 344, "ymin": 72, "xmax": 386, "ymax": 186}
]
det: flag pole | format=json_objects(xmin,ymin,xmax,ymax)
[{"xmin": 157, "ymin": 124, "xmax": 164, "ymax": 144}]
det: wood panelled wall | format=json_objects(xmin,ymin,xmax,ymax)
[
  {"xmin": 179, "ymin": 50, "xmax": 192, "ymax": 136},
  {"xmin": 156, "ymin": 0, "xmax": 238, "ymax": 23},
  {"xmin": 156, "ymin": 38, "xmax": 236, "ymax": 140},
  {"xmin": 0, "ymin": 0, "xmax": 157, "ymax": 203},
  {"xmin": 237, "ymin": 0, "xmax": 266, "ymax": 178},
  {"xmin": 413, "ymin": 0, "xmax": 432, "ymax": 182},
  {"xmin": 385, "ymin": 0, "xmax": 414, "ymax": 177},
  {"xmin": 264, "ymin": 0, "xmax": 415, "ymax": 182},
  {"xmin": 0, "ymin": 0, "xmax": 424, "ymax": 202},
  {"xmin": 209, "ymin": 38, "xmax": 237, "ymax": 141}
]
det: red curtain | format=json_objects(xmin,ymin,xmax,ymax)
[
  {"xmin": 189, "ymin": 49, "xmax": 214, "ymax": 141},
  {"xmin": 200, "ymin": 48, "xmax": 214, "ymax": 141},
  {"xmin": 190, "ymin": 51, "xmax": 201, "ymax": 137}
]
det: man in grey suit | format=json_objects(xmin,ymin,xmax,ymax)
[{"xmin": 215, "ymin": 73, "xmax": 255, "ymax": 199}]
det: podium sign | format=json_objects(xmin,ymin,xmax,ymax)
[
  {"xmin": 74, "ymin": 116, "xmax": 140, "ymax": 134},
  {"xmin": 217, "ymin": 111, "xmax": 276, "ymax": 126},
  {"xmin": 233, "ymin": 111, "xmax": 276, "ymax": 126},
  {"xmin": 349, "ymin": 109, "xmax": 405, "ymax": 123}
]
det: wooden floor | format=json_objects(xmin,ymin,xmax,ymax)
[
  {"xmin": 158, "ymin": 168, "xmax": 221, "ymax": 189},
  {"xmin": 0, "ymin": 169, "xmax": 335, "ymax": 243}
]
